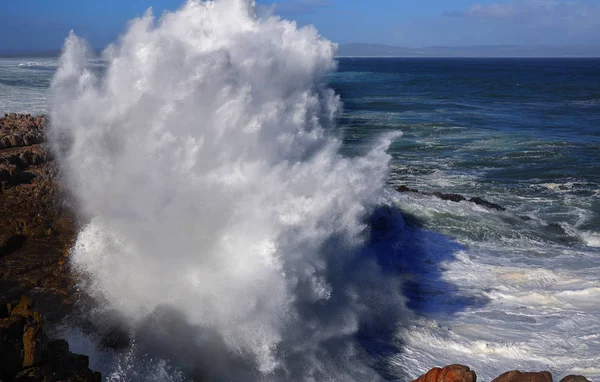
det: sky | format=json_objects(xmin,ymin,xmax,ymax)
[{"xmin": 1, "ymin": 0, "xmax": 599, "ymax": 52}]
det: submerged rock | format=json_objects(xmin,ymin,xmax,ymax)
[
  {"xmin": 396, "ymin": 184, "xmax": 505, "ymax": 211},
  {"xmin": 433, "ymin": 191, "xmax": 467, "ymax": 203},
  {"xmin": 468, "ymin": 197, "xmax": 505, "ymax": 211},
  {"xmin": 397, "ymin": 185, "xmax": 420, "ymax": 193}
]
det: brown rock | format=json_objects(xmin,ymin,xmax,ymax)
[
  {"xmin": 560, "ymin": 376, "xmax": 591, "ymax": 382},
  {"xmin": 0, "ymin": 113, "xmax": 45, "ymax": 150},
  {"xmin": 492, "ymin": 370, "xmax": 553, "ymax": 382},
  {"xmin": 0, "ymin": 112, "xmax": 98, "ymax": 381},
  {"xmin": 0, "ymin": 114, "xmax": 77, "ymax": 324},
  {"xmin": 22, "ymin": 311, "xmax": 45, "ymax": 368},
  {"xmin": 412, "ymin": 364, "xmax": 476, "ymax": 382}
]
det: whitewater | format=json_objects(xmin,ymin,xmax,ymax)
[
  {"xmin": 0, "ymin": 0, "xmax": 596, "ymax": 380},
  {"xmin": 49, "ymin": 0, "xmax": 405, "ymax": 380}
]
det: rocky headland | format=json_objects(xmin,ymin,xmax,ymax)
[{"xmin": 0, "ymin": 113, "xmax": 593, "ymax": 381}]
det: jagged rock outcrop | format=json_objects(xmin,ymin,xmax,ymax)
[
  {"xmin": 0, "ymin": 296, "xmax": 100, "ymax": 381},
  {"xmin": 413, "ymin": 366, "xmax": 593, "ymax": 382},
  {"xmin": 396, "ymin": 185, "xmax": 505, "ymax": 211}
]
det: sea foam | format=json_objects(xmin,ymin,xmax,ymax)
[{"xmin": 50, "ymin": 0, "xmax": 402, "ymax": 380}]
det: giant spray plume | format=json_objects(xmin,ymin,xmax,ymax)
[{"xmin": 50, "ymin": 0, "xmax": 404, "ymax": 380}]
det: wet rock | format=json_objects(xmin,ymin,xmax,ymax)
[
  {"xmin": 412, "ymin": 364, "xmax": 476, "ymax": 382},
  {"xmin": 469, "ymin": 197, "xmax": 505, "ymax": 211},
  {"xmin": 492, "ymin": 370, "xmax": 552, "ymax": 382},
  {"xmin": 397, "ymin": 185, "xmax": 420, "ymax": 193},
  {"xmin": 560, "ymin": 376, "xmax": 591, "ymax": 382},
  {"xmin": 396, "ymin": 184, "xmax": 505, "ymax": 211},
  {"xmin": 432, "ymin": 191, "xmax": 467, "ymax": 203},
  {"xmin": 0, "ymin": 297, "xmax": 100, "ymax": 381}
]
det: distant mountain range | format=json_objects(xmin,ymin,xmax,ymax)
[{"xmin": 337, "ymin": 44, "xmax": 600, "ymax": 58}]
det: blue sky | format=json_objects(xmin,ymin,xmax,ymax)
[{"xmin": 1, "ymin": 0, "xmax": 599, "ymax": 51}]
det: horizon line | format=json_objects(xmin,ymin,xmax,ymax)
[{"xmin": 2, "ymin": 43, "xmax": 600, "ymax": 58}]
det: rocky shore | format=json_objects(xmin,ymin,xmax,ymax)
[
  {"xmin": 0, "ymin": 113, "xmax": 76, "ymax": 320},
  {"xmin": 0, "ymin": 114, "xmax": 594, "ymax": 381},
  {"xmin": 0, "ymin": 113, "xmax": 99, "ymax": 381}
]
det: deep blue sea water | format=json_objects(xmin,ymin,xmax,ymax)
[
  {"xmin": 2, "ymin": 57, "xmax": 600, "ymax": 380},
  {"xmin": 334, "ymin": 58, "xmax": 600, "ymax": 203},
  {"xmin": 331, "ymin": 58, "xmax": 600, "ymax": 379}
]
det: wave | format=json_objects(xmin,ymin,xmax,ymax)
[
  {"xmin": 18, "ymin": 60, "xmax": 58, "ymax": 68},
  {"xmin": 49, "ymin": 0, "xmax": 406, "ymax": 380}
]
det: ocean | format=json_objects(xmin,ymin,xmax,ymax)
[
  {"xmin": 332, "ymin": 58, "xmax": 600, "ymax": 379},
  {"xmin": 1, "ymin": 51, "xmax": 599, "ymax": 380}
]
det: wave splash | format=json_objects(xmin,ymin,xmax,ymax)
[{"xmin": 50, "ymin": 0, "xmax": 403, "ymax": 379}]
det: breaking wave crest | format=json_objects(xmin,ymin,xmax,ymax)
[{"xmin": 50, "ymin": 0, "xmax": 404, "ymax": 380}]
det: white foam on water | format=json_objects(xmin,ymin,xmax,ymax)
[
  {"xmin": 17, "ymin": 60, "xmax": 59, "ymax": 68},
  {"xmin": 0, "ymin": 58, "xmax": 58, "ymax": 114},
  {"xmin": 50, "ymin": 1, "xmax": 405, "ymax": 380},
  {"xmin": 390, "ymin": 192, "xmax": 600, "ymax": 381}
]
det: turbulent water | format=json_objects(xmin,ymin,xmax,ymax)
[
  {"xmin": 1, "ymin": 1, "xmax": 599, "ymax": 380},
  {"xmin": 0, "ymin": 58, "xmax": 56, "ymax": 114},
  {"xmin": 332, "ymin": 58, "xmax": 600, "ymax": 380}
]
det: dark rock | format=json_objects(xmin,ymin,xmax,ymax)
[
  {"xmin": 0, "ymin": 311, "xmax": 26, "ymax": 376},
  {"xmin": 492, "ymin": 370, "xmax": 552, "ymax": 382},
  {"xmin": 0, "ymin": 234, "xmax": 27, "ymax": 258},
  {"xmin": 469, "ymin": 197, "xmax": 505, "ymax": 211},
  {"xmin": 432, "ymin": 191, "xmax": 467, "ymax": 202},
  {"xmin": 412, "ymin": 364, "xmax": 476, "ymax": 382},
  {"xmin": 0, "ymin": 297, "xmax": 100, "ymax": 381},
  {"xmin": 397, "ymin": 185, "xmax": 420, "ymax": 193},
  {"xmin": 395, "ymin": 184, "xmax": 505, "ymax": 210}
]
